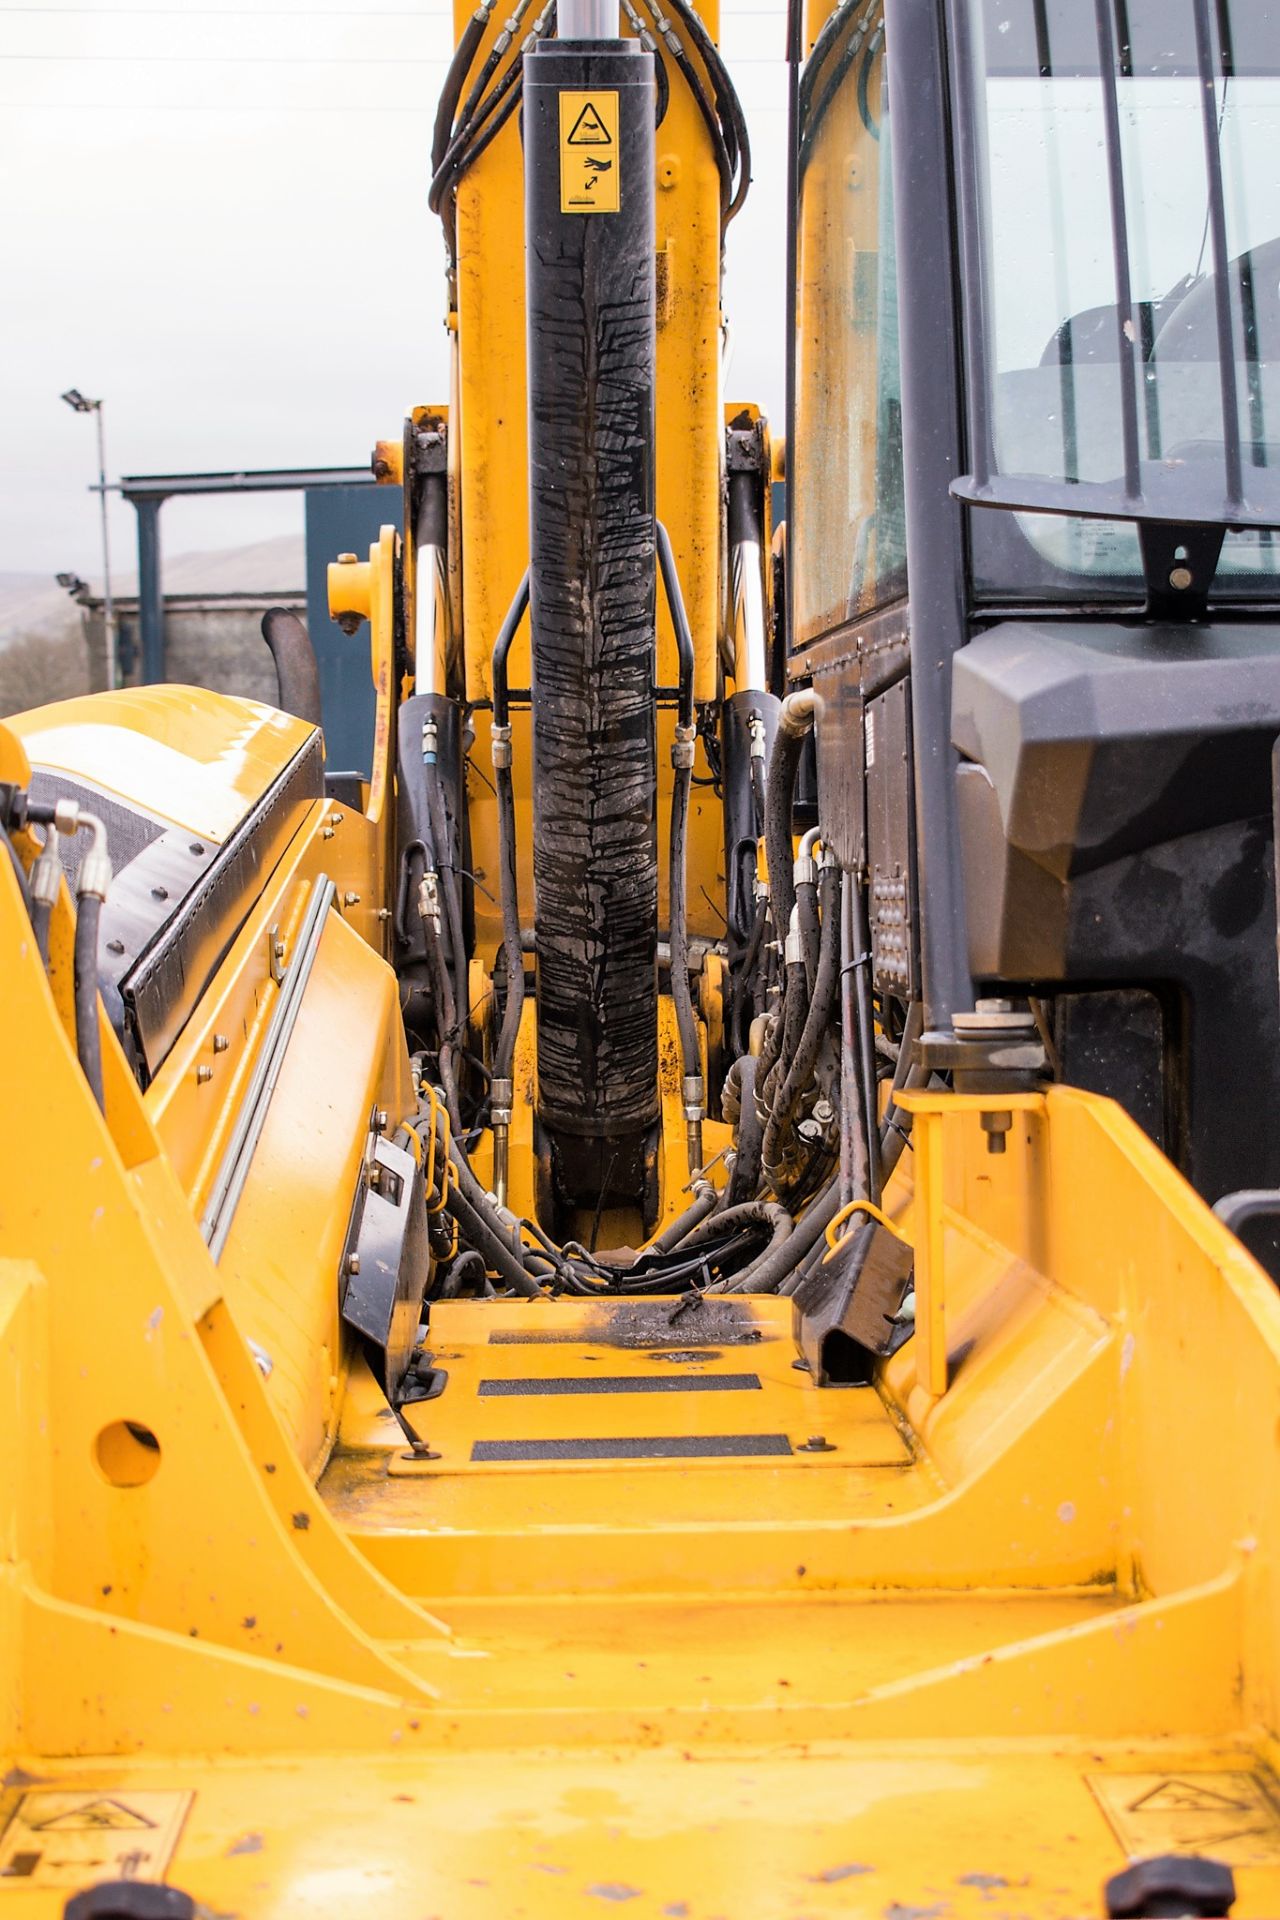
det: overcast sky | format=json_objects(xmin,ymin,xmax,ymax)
[{"xmin": 0, "ymin": 0, "xmax": 787, "ymax": 583}]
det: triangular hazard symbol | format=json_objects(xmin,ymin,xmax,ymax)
[
  {"xmin": 1129, "ymin": 1779, "xmax": 1255, "ymax": 1816},
  {"xmin": 568, "ymin": 102, "xmax": 611, "ymax": 145},
  {"xmin": 32, "ymin": 1799, "xmax": 157, "ymax": 1833}
]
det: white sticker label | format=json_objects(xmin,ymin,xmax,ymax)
[{"xmin": 0, "ymin": 1790, "xmax": 193, "ymax": 1889}]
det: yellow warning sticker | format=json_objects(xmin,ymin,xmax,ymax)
[
  {"xmin": 1088, "ymin": 1772, "xmax": 1280, "ymax": 1867},
  {"xmin": 560, "ymin": 90, "xmax": 620, "ymax": 214},
  {"xmin": 0, "ymin": 1790, "xmax": 193, "ymax": 1888}
]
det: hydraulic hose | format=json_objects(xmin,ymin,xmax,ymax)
[
  {"xmin": 490, "ymin": 571, "xmax": 530, "ymax": 1203},
  {"xmin": 433, "ymin": 2, "xmax": 492, "ymax": 173},
  {"xmin": 764, "ymin": 689, "xmax": 818, "ymax": 957},
  {"xmin": 648, "ymin": 1181, "xmax": 719, "ymax": 1254},
  {"xmin": 723, "ymin": 1052, "xmax": 763, "ymax": 1203},
  {"xmin": 658, "ymin": 521, "xmax": 703, "ymax": 1177},
  {"xmin": 659, "ymin": 0, "xmax": 752, "ymax": 220},
  {"xmin": 448, "ymin": 1178, "xmax": 542, "ymax": 1297},
  {"xmin": 768, "ymin": 1177, "xmax": 845, "ymax": 1296},
  {"xmin": 794, "ymin": 828, "xmax": 822, "ymax": 992},
  {"xmin": 29, "ymin": 823, "xmax": 62, "ymax": 968},
  {"xmin": 673, "ymin": 1196, "xmax": 788, "ymax": 1250},
  {"xmin": 74, "ymin": 893, "xmax": 104, "ymax": 1109},
  {"xmin": 762, "ymin": 858, "xmax": 840, "ymax": 1179}
]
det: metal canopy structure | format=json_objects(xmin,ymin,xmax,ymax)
[{"xmin": 113, "ymin": 466, "xmax": 378, "ymax": 685}]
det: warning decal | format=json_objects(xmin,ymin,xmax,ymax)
[
  {"xmin": 560, "ymin": 90, "xmax": 619, "ymax": 214},
  {"xmin": 0, "ymin": 1790, "xmax": 192, "ymax": 1889},
  {"xmin": 1087, "ymin": 1772, "xmax": 1280, "ymax": 1867}
]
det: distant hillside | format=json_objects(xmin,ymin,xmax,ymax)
[{"xmin": 0, "ymin": 533, "xmax": 307, "ymax": 718}]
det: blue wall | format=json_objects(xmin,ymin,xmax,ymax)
[{"xmin": 304, "ymin": 484, "xmax": 404, "ymax": 774}]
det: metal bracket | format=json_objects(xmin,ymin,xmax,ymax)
[
  {"xmin": 1138, "ymin": 520, "xmax": 1227, "ymax": 622},
  {"xmin": 339, "ymin": 1132, "xmax": 431, "ymax": 1405}
]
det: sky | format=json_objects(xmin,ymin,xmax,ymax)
[{"xmin": 0, "ymin": 0, "xmax": 788, "ymax": 584}]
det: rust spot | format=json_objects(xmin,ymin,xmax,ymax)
[{"xmin": 291, "ymin": 1510, "xmax": 311, "ymax": 1530}]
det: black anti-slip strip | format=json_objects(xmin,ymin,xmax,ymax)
[
  {"xmin": 471, "ymin": 1434, "xmax": 793, "ymax": 1462},
  {"xmin": 477, "ymin": 1374, "xmax": 762, "ymax": 1398}
]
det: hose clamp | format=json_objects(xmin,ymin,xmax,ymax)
[
  {"xmin": 747, "ymin": 711, "xmax": 767, "ymax": 761},
  {"xmin": 491, "ymin": 723, "xmax": 512, "ymax": 770}
]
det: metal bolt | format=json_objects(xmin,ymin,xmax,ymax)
[
  {"xmin": 322, "ymin": 826, "xmax": 335, "ymax": 839},
  {"xmin": 377, "ymin": 906, "xmax": 392, "ymax": 921},
  {"xmin": 1169, "ymin": 565, "xmax": 1194, "ymax": 591},
  {"xmin": 274, "ymin": 939, "xmax": 286, "ymax": 959},
  {"xmin": 346, "ymin": 1252, "xmax": 360, "ymax": 1276},
  {"xmin": 812, "ymin": 1098, "xmax": 835, "ymax": 1127},
  {"xmin": 151, "ymin": 884, "xmax": 169, "ymax": 901},
  {"xmin": 106, "ymin": 938, "xmax": 125, "ymax": 956},
  {"xmin": 796, "ymin": 1117, "xmax": 823, "ymax": 1144},
  {"xmin": 337, "ymin": 551, "xmax": 358, "ymax": 565},
  {"xmin": 196, "ymin": 1065, "xmax": 213, "ymax": 1085},
  {"xmin": 343, "ymin": 890, "xmax": 360, "ymax": 906},
  {"xmin": 374, "ymin": 1109, "xmax": 388, "ymax": 1133},
  {"xmin": 189, "ymin": 840, "xmax": 205, "ymax": 856},
  {"xmin": 328, "ymin": 813, "xmax": 344, "ymax": 827},
  {"xmin": 213, "ymin": 1034, "xmax": 228, "ymax": 1053},
  {"xmin": 980, "ymin": 1110, "xmax": 1013, "ymax": 1155}
]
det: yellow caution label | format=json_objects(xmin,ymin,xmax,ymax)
[
  {"xmin": 0, "ymin": 1790, "xmax": 193, "ymax": 1888},
  {"xmin": 559, "ymin": 90, "xmax": 620, "ymax": 214},
  {"xmin": 1087, "ymin": 1772, "xmax": 1280, "ymax": 1867}
]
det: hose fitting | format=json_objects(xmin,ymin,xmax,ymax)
[
  {"xmin": 30, "ymin": 825, "xmax": 63, "ymax": 911},
  {"xmin": 74, "ymin": 813, "xmax": 112, "ymax": 904},
  {"xmin": 491, "ymin": 722, "xmax": 513, "ymax": 770},
  {"xmin": 671, "ymin": 722, "xmax": 697, "ymax": 770},
  {"xmin": 417, "ymin": 870, "xmax": 442, "ymax": 929},
  {"xmin": 778, "ymin": 687, "xmax": 819, "ymax": 739}
]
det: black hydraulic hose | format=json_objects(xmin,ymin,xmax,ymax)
[
  {"xmin": 261, "ymin": 608, "xmax": 323, "ymax": 729},
  {"xmin": 724, "ymin": 1053, "xmax": 764, "ymax": 1203},
  {"xmin": 798, "ymin": 0, "xmax": 875, "ymax": 123},
  {"xmin": 795, "ymin": 863, "xmax": 820, "ymax": 995},
  {"xmin": 764, "ymin": 1177, "xmax": 843, "ymax": 1296},
  {"xmin": 74, "ymin": 892, "xmax": 104, "ymax": 1111},
  {"xmin": 762, "ymin": 861, "xmax": 840, "ymax": 1177},
  {"xmin": 425, "ymin": 761, "xmax": 469, "ymax": 1038},
  {"xmin": 800, "ymin": 8, "xmax": 881, "ymax": 178},
  {"xmin": 448, "ymin": 1179, "xmax": 542, "ymax": 1297},
  {"xmin": 657, "ymin": 522, "xmax": 694, "ymax": 734},
  {"xmin": 850, "ymin": 874, "xmax": 881, "ymax": 1204},
  {"xmin": 658, "ymin": 522, "xmax": 702, "ymax": 1148},
  {"xmin": 638, "ymin": 0, "xmax": 733, "ymax": 218},
  {"xmin": 661, "ymin": 0, "xmax": 752, "ymax": 220},
  {"xmin": 763, "ymin": 691, "xmax": 817, "ymax": 958},
  {"xmin": 433, "ymin": 5, "xmax": 489, "ymax": 172},
  {"xmin": 429, "ymin": 49, "xmax": 524, "ymax": 212},
  {"xmin": 681, "ymin": 1198, "xmax": 791, "ymax": 1260},
  {"xmin": 649, "ymin": 1183, "xmax": 719, "ymax": 1254},
  {"xmin": 491, "ymin": 571, "xmax": 530, "ymax": 1087}
]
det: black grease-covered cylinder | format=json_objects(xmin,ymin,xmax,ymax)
[{"xmin": 524, "ymin": 39, "xmax": 659, "ymax": 1210}]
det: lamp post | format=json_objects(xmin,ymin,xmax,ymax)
[{"xmin": 60, "ymin": 388, "xmax": 117, "ymax": 692}]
